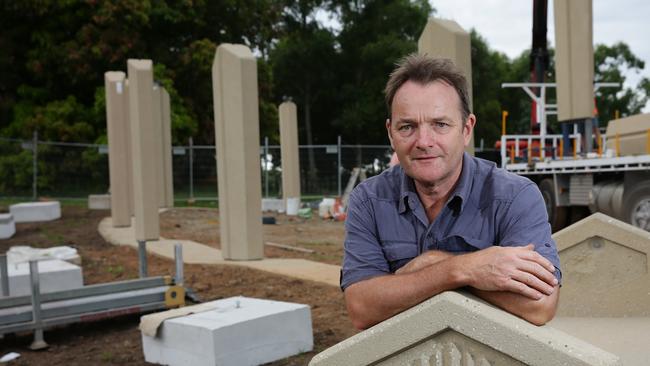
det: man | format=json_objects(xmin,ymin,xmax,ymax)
[{"xmin": 341, "ymin": 54, "xmax": 561, "ymax": 330}]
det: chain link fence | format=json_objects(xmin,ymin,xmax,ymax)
[{"xmin": 0, "ymin": 135, "xmax": 396, "ymax": 202}]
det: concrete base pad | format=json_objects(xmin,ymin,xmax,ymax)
[
  {"xmin": 2, "ymin": 259, "xmax": 83, "ymax": 297},
  {"xmin": 142, "ymin": 296, "xmax": 313, "ymax": 366},
  {"xmin": 0, "ymin": 214, "xmax": 15, "ymax": 239},
  {"xmin": 9, "ymin": 202, "xmax": 61, "ymax": 223},
  {"xmin": 88, "ymin": 194, "xmax": 111, "ymax": 210},
  {"xmin": 261, "ymin": 198, "xmax": 284, "ymax": 212}
]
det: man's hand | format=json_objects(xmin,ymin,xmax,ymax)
[
  {"xmin": 395, "ymin": 250, "xmax": 453, "ymax": 275},
  {"xmin": 462, "ymin": 244, "xmax": 558, "ymax": 300}
]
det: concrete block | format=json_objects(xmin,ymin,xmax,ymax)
[
  {"xmin": 554, "ymin": 0, "xmax": 594, "ymax": 121},
  {"xmin": 1, "ymin": 259, "xmax": 83, "ymax": 297},
  {"xmin": 88, "ymin": 194, "xmax": 111, "ymax": 210},
  {"xmin": 605, "ymin": 113, "xmax": 650, "ymax": 155},
  {"xmin": 418, "ymin": 18, "xmax": 474, "ymax": 155},
  {"xmin": 0, "ymin": 214, "xmax": 15, "ymax": 239},
  {"xmin": 152, "ymin": 85, "xmax": 166, "ymax": 209},
  {"xmin": 261, "ymin": 198, "xmax": 284, "ymax": 212},
  {"xmin": 212, "ymin": 44, "xmax": 263, "ymax": 260},
  {"xmin": 161, "ymin": 88, "xmax": 174, "ymax": 208},
  {"xmin": 279, "ymin": 102, "xmax": 301, "ymax": 207},
  {"xmin": 142, "ymin": 296, "xmax": 313, "ymax": 366},
  {"xmin": 105, "ymin": 71, "xmax": 134, "ymax": 227},
  {"xmin": 553, "ymin": 212, "xmax": 650, "ymax": 316},
  {"xmin": 309, "ymin": 291, "xmax": 619, "ymax": 366},
  {"xmin": 9, "ymin": 202, "xmax": 61, "ymax": 223},
  {"xmin": 127, "ymin": 59, "xmax": 159, "ymax": 241}
]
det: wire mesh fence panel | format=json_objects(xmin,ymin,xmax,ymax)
[
  {"xmin": 0, "ymin": 138, "xmax": 33, "ymax": 198},
  {"xmin": 37, "ymin": 142, "xmax": 109, "ymax": 198}
]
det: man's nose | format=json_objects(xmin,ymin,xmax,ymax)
[{"xmin": 415, "ymin": 124, "xmax": 435, "ymax": 148}]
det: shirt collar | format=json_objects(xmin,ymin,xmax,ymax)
[{"xmin": 397, "ymin": 152, "xmax": 474, "ymax": 214}]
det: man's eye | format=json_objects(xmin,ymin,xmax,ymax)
[
  {"xmin": 435, "ymin": 122, "xmax": 449, "ymax": 128},
  {"xmin": 398, "ymin": 125, "xmax": 412, "ymax": 131}
]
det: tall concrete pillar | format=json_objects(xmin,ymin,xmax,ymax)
[
  {"xmin": 554, "ymin": 0, "xmax": 594, "ymax": 122},
  {"xmin": 279, "ymin": 101, "xmax": 301, "ymax": 210},
  {"xmin": 212, "ymin": 44, "xmax": 263, "ymax": 260},
  {"xmin": 418, "ymin": 18, "xmax": 475, "ymax": 155},
  {"xmin": 127, "ymin": 59, "xmax": 159, "ymax": 241},
  {"xmin": 151, "ymin": 84, "xmax": 166, "ymax": 208},
  {"xmin": 161, "ymin": 88, "xmax": 174, "ymax": 208},
  {"xmin": 105, "ymin": 71, "xmax": 134, "ymax": 227}
]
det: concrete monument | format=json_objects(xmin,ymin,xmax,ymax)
[
  {"xmin": 211, "ymin": 44, "xmax": 263, "ymax": 260},
  {"xmin": 127, "ymin": 59, "xmax": 159, "ymax": 241},
  {"xmin": 418, "ymin": 18, "xmax": 475, "ymax": 155},
  {"xmin": 105, "ymin": 71, "xmax": 134, "ymax": 227},
  {"xmin": 553, "ymin": 212, "xmax": 650, "ymax": 317},
  {"xmin": 309, "ymin": 291, "xmax": 619, "ymax": 366},
  {"xmin": 279, "ymin": 101, "xmax": 301, "ymax": 213}
]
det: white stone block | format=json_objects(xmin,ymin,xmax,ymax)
[
  {"xmin": 9, "ymin": 202, "xmax": 61, "ymax": 223},
  {"xmin": 142, "ymin": 296, "xmax": 313, "ymax": 366},
  {"xmin": 1, "ymin": 259, "xmax": 83, "ymax": 297},
  {"xmin": 0, "ymin": 214, "xmax": 15, "ymax": 239},
  {"xmin": 261, "ymin": 198, "xmax": 284, "ymax": 212},
  {"xmin": 88, "ymin": 194, "xmax": 111, "ymax": 210}
]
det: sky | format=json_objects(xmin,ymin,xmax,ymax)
[{"xmin": 432, "ymin": 0, "xmax": 649, "ymax": 111}]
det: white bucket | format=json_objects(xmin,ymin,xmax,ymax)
[{"xmin": 286, "ymin": 197, "xmax": 301, "ymax": 216}]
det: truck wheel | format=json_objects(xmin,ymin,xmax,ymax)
[
  {"xmin": 539, "ymin": 179, "xmax": 568, "ymax": 232},
  {"xmin": 622, "ymin": 183, "xmax": 650, "ymax": 231}
]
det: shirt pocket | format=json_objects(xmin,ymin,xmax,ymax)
[
  {"xmin": 436, "ymin": 235, "xmax": 492, "ymax": 253},
  {"xmin": 381, "ymin": 241, "xmax": 418, "ymax": 273}
]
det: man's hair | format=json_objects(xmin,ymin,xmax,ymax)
[{"xmin": 384, "ymin": 53, "xmax": 471, "ymax": 122}]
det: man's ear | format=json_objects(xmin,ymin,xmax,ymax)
[
  {"xmin": 386, "ymin": 118, "xmax": 394, "ymax": 150},
  {"xmin": 463, "ymin": 114, "xmax": 476, "ymax": 146}
]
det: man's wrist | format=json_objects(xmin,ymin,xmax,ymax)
[{"xmin": 445, "ymin": 254, "xmax": 472, "ymax": 288}]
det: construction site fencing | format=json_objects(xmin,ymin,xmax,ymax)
[{"xmin": 0, "ymin": 135, "xmax": 395, "ymax": 202}]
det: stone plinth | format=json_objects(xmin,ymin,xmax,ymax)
[
  {"xmin": 279, "ymin": 101, "xmax": 301, "ymax": 211},
  {"xmin": 141, "ymin": 296, "xmax": 313, "ymax": 366},
  {"xmin": 418, "ymin": 18, "xmax": 474, "ymax": 155},
  {"xmin": 105, "ymin": 71, "xmax": 134, "ymax": 227},
  {"xmin": 9, "ymin": 202, "xmax": 61, "ymax": 223},
  {"xmin": 553, "ymin": 212, "xmax": 650, "ymax": 316},
  {"xmin": 605, "ymin": 113, "xmax": 650, "ymax": 155},
  {"xmin": 1, "ymin": 259, "xmax": 83, "ymax": 297},
  {"xmin": 309, "ymin": 291, "xmax": 619, "ymax": 366},
  {"xmin": 127, "ymin": 59, "xmax": 159, "ymax": 241},
  {"xmin": 211, "ymin": 44, "xmax": 263, "ymax": 260},
  {"xmin": 0, "ymin": 214, "xmax": 15, "ymax": 239},
  {"xmin": 88, "ymin": 194, "xmax": 111, "ymax": 210},
  {"xmin": 554, "ymin": 0, "xmax": 594, "ymax": 121}
]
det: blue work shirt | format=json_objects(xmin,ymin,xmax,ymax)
[{"xmin": 341, "ymin": 152, "xmax": 561, "ymax": 290}]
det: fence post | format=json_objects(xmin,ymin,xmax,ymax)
[
  {"xmin": 264, "ymin": 136, "xmax": 269, "ymax": 198},
  {"xmin": 189, "ymin": 137, "xmax": 194, "ymax": 201},
  {"xmin": 32, "ymin": 130, "xmax": 38, "ymax": 201},
  {"xmin": 337, "ymin": 135, "xmax": 342, "ymax": 197}
]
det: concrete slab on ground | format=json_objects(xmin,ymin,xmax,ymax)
[
  {"xmin": 141, "ymin": 296, "xmax": 313, "ymax": 366},
  {"xmin": 550, "ymin": 317, "xmax": 650, "ymax": 366},
  {"xmin": 10, "ymin": 202, "xmax": 61, "ymax": 223},
  {"xmin": 2, "ymin": 259, "xmax": 83, "ymax": 297},
  {"xmin": 98, "ymin": 217, "xmax": 341, "ymax": 287},
  {"xmin": 0, "ymin": 214, "xmax": 15, "ymax": 239},
  {"xmin": 88, "ymin": 194, "xmax": 111, "ymax": 210}
]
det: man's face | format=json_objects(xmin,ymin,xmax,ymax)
[{"xmin": 386, "ymin": 80, "xmax": 475, "ymax": 187}]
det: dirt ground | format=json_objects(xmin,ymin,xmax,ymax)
[{"xmin": 0, "ymin": 206, "xmax": 356, "ymax": 365}]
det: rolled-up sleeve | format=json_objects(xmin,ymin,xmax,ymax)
[
  {"xmin": 340, "ymin": 189, "xmax": 391, "ymax": 291},
  {"xmin": 498, "ymin": 183, "xmax": 562, "ymax": 284}
]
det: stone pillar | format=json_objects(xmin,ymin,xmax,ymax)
[
  {"xmin": 127, "ymin": 59, "xmax": 159, "ymax": 241},
  {"xmin": 418, "ymin": 18, "xmax": 475, "ymax": 155},
  {"xmin": 554, "ymin": 0, "xmax": 594, "ymax": 122},
  {"xmin": 279, "ymin": 101, "xmax": 301, "ymax": 212},
  {"xmin": 161, "ymin": 88, "xmax": 174, "ymax": 208},
  {"xmin": 212, "ymin": 44, "xmax": 263, "ymax": 260},
  {"xmin": 105, "ymin": 71, "xmax": 134, "ymax": 227},
  {"xmin": 151, "ymin": 84, "xmax": 165, "ymax": 208}
]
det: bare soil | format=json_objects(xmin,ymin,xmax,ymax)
[{"xmin": 0, "ymin": 206, "xmax": 355, "ymax": 365}]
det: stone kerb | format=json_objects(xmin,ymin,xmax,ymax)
[
  {"xmin": 309, "ymin": 291, "xmax": 619, "ymax": 366},
  {"xmin": 553, "ymin": 212, "xmax": 650, "ymax": 317}
]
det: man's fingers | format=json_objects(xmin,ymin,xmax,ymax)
[
  {"xmin": 519, "ymin": 246, "xmax": 556, "ymax": 273},
  {"xmin": 519, "ymin": 260, "xmax": 558, "ymax": 287},
  {"xmin": 511, "ymin": 269, "xmax": 555, "ymax": 295},
  {"xmin": 506, "ymin": 279, "xmax": 544, "ymax": 300}
]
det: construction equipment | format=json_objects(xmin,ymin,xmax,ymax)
[{"xmin": 0, "ymin": 244, "xmax": 186, "ymax": 349}]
